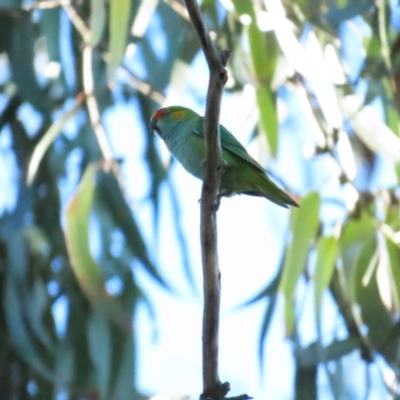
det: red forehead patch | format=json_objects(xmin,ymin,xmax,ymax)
[
  {"xmin": 153, "ymin": 108, "xmax": 185, "ymax": 121},
  {"xmin": 154, "ymin": 108, "xmax": 167, "ymax": 120}
]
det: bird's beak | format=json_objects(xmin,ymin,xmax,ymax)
[{"xmin": 150, "ymin": 117, "xmax": 158, "ymax": 132}]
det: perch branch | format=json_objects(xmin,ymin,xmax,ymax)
[{"xmin": 183, "ymin": 1, "xmax": 232, "ymax": 399}]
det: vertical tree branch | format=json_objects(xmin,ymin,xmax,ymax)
[{"xmin": 183, "ymin": 1, "xmax": 231, "ymax": 399}]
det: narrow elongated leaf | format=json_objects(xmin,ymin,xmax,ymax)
[
  {"xmin": 4, "ymin": 257, "xmax": 53, "ymax": 380},
  {"xmin": 296, "ymin": 337, "xmax": 360, "ymax": 367},
  {"xmin": 353, "ymin": 235, "xmax": 397, "ymax": 364},
  {"xmin": 340, "ymin": 94, "xmax": 400, "ymax": 163},
  {"xmin": 54, "ymin": 342, "xmax": 75, "ymax": 393},
  {"xmin": 26, "ymin": 279, "xmax": 56, "ymax": 351},
  {"xmin": 5, "ymin": 13, "xmax": 50, "ymax": 115},
  {"xmin": 295, "ymin": 363, "xmax": 317, "ymax": 400},
  {"xmin": 27, "ymin": 94, "xmax": 84, "ymax": 185},
  {"xmin": 40, "ymin": 8, "xmax": 61, "ymax": 63},
  {"xmin": 243, "ymin": 265, "xmax": 282, "ymax": 307},
  {"xmin": 110, "ymin": 334, "xmax": 135, "ymax": 398},
  {"xmin": 90, "ymin": 0, "xmax": 106, "ymax": 46},
  {"xmin": 314, "ymin": 236, "xmax": 337, "ymax": 331},
  {"xmin": 0, "ymin": 0, "xmax": 22, "ymax": 8},
  {"xmin": 279, "ymin": 192, "xmax": 321, "ymax": 336},
  {"xmin": 96, "ymin": 170, "xmax": 167, "ymax": 288},
  {"xmin": 256, "ymin": 85, "xmax": 278, "ymax": 156},
  {"xmin": 109, "ymin": 0, "xmax": 131, "ymax": 84},
  {"xmin": 340, "ymin": 212, "xmax": 375, "ymax": 296},
  {"xmin": 258, "ymin": 293, "xmax": 278, "ymax": 370},
  {"xmin": 65, "ymin": 163, "xmax": 132, "ymax": 331},
  {"xmin": 322, "ymin": 0, "xmax": 375, "ymax": 27},
  {"xmin": 88, "ymin": 312, "xmax": 111, "ymax": 400},
  {"xmin": 386, "ymin": 238, "xmax": 400, "ymax": 305},
  {"xmin": 231, "ymin": 0, "xmax": 279, "ymax": 155},
  {"xmin": 239, "ymin": 259, "xmax": 283, "ymax": 368}
]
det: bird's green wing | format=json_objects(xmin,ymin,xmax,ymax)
[{"xmin": 192, "ymin": 122, "xmax": 266, "ymax": 173}]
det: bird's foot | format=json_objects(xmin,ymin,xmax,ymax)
[
  {"xmin": 212, "ymin": 194, "xmax": 222, "ymax": 212},
  {"xmin": 197, "ymin": 194, "xmax": 222, "ymax": 213},
  {"xmin": 201, "ymin": 159, "xmax": 228, "ymax": 169}
]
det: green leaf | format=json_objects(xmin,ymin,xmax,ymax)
[
  {"xmin": 96, "ymin": 170, "xmax": 168, "ymax": 288},
  {"xmin": 89, "ymin": 0, "xmax": 106, "ymax": 47},
  {"xmin": 40, "ymin": 8, "xmax": 61, "ymax": 63},
  {"xmin": 230, "ymin": 0, "xmax": 279, "ymax": 155},
  {"xmin": 26, "ymin": 278, "xmax": 56, "ymax": 352},
  {"xmin": 0, "ymin": 0, "xmax": 22, "ymax": 10},
  {"xmin": 240, "ymin": 260, "xmax": 283, "ymax": 370},
  {"xmin": 4, "ymin": 250, "xmax": 53, "ymax": 380},
  {"xmin": 386, "ymin": 237, "xmax": 400, "ymax": 308},
  {"xmin": 65, "ymin": 163, "xmax": 132, "ymax": 331},
  {"xmin": 314, "ymin": 236, "xmax": 337, "ymax": 331},
  {"xmin": 258, "ymin": 293, "xmax": 278, "ymax": 371},
  {"xmin": 109, "ymin": 0, "xmax": 131, "ymax": 84},
  {"xmin": 27, "ymin": 94, "xmax": 84, "ymax": 185},
  {"xmin": 142, "ymin": 1, "xmax": 186, "ymax": 91},
  {"xmin": 296, "ymin": 337, "xmax": 360, "ymax": 367},
  {"xmin": 353, "ymin": 235, "xmax": 397, "ymax": 364},
  {"xmin": 256, "ymin": 85, "xmax": 278, "ymax": 156},
  {"xmin": 88, "ymin": 312, "xmax": 111, "ymax": 400},
  {"xmin": 339, "ymin": 212, "xmax": 375, "ymax": 297},
  {"xmin": 294, "ymin": 363, "xmax": 317, "ymax": 400},
  {"xmin": 110, "ymin": 334, "xmax": 136, "ymax": 399},
  {"xmin": 322, "ymin": 0, "xmax": 374, "ymax": 27},
  {"xmin": 279, "ymin": 191, "xmax": 321, "ymax": 336},
  {"xmin": 243, "ymin": 264, "xmax": 282, "ymax": 307},
  {"xmin": 54, "ymin": 341, "xmax": 75, "ymax": 392},
  {"xmin": 340, "ymin": 94, "xmax": 400, "ymax": 163},
  {"xmin": 4, "ymin": 13, "xmax": 50, "ymax": 115}
]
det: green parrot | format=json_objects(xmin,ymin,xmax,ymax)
[{"xmin": 150, "ymin": 106, "xmax": 299, "ymax": 209}]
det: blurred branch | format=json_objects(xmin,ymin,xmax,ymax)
[
  {"xmin": 122, "ymin": 61, "xmax": 166, "ymax": 104},
  {"xmin": 24, "ymin": 0, "xmax": 67, "ymax": 10},
  {"xmin": 165, "ymin": 0, "xmax": 189, "ymax": 20},
  {"xmin": 82, "ymin": 46, "xmax": 114, "ymax": 162},
  {"xmin": 62, "ymin": 1, "xmax": 91, "ymax": 43},
  {"xmin": 183, "ymin": 1, "xmax": 244, "ymax": 400}
]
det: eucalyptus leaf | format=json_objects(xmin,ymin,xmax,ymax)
[
  {"xmin": 279, "ymin": 192, "xmax": 321, "ymax": 336},
  {"xmin": 109, "ymin": 0, "xmax": 131, "ymax": 84},
  {"xmin": 65, "ymin": 163, "xmax": 132, "ymax": 331}
]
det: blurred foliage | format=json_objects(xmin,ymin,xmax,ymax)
[{"xmin": 0, "ymin": 0, "xmax": 400, "ymax": 399}]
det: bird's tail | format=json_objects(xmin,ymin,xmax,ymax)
[{"xmin": 241, "ymin": 175, "xmax": 299, "ymax": 209}]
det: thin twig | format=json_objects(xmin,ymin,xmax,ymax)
[
  {"xmin": 24, "ymin": 0, "xmax": 67, "ymax": 10},
  {"xmin": 122, "ymin": 61, "xmax": 166, "ymax": 104},
  {"xmin": 62, "ymin": 2, "xmax": 91, "ymax": 43},
  {"xmin": 82, "ymin": 46, "xmax": 114, "ymax": 162},
  {"xmin": 183, "ymin": 1, "xmax": 233, "ymax": 399},
  {"xmin": 164, "ymin": 0, "xmax": 190, "ymax": 20}
]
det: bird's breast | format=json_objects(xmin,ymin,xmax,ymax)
[{"xmin": 164, "ymin": 128, "xmax": 206, "ymax": 180}]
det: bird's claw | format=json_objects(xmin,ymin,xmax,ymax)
[
  {"xmin": 201, "ymin": 159, "xmax": 228, "ymax": 169},
  {"xmin": 212, "ymin": 195, "xmax": 222, "ymax": 212},
  {"xmin": 197, "ymin": 194, "xmax": 222, "ymax": 212}
]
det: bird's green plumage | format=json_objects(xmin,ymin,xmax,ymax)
[{"xmin": 150, "ymin": 106, "xmax": 299, "ymax": 209}]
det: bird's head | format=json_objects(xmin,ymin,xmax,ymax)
[{"xmin": 150, "ymin": 106, "xmax": 197, "ymax": 137}]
